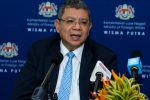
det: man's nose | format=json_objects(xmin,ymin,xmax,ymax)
[{"xmin": 73, "ymin": 21, "xmax": 81, "ymax": 30}]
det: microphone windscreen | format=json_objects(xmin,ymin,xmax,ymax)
[
  {"xmin": 130, "ymin": 50, "xmax": 142, "ymax": 58},
  {"xmin": 51, "ymin": 53, "xmax": 63, "ymax": 65},
  {"xmin": 90, "ymin": 61, "xmax": 111, "ymax": 82},
  {"xmin": 127, "ymin": 57, "xmax": 142, "ymax": 75}
]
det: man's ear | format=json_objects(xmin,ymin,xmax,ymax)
[
  {"xmin": 89, "ymin": 22, "xmax": 92, "ymax": 30},
  {"xmin": 54, "ymin": 19, "xmax": 60, "ymax": 33},
  {"xmin": 87, "ymin": 23, "xmax": 92, "ymax": 36}
]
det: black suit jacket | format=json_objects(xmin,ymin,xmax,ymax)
[{"xmin": 12, "ymin": 35, "xmax": 117, "ymax": 100}]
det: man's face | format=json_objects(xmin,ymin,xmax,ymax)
[{"xmin": 55, "ymin": 8, "xmax": 92, "ymax": 51}]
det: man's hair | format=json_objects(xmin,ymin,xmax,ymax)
[{"xmin": 57, "ymin": 0, "xmax": 91, "ymax": 22}]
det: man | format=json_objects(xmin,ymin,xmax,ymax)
[{"xmin": 12, "ymin": 0, "xmax": 117, "ymax": 100}]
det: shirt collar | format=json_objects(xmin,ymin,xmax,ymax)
[{"xmin": 60, "ymin": 41, "xmax": 84, "ymax": 62}]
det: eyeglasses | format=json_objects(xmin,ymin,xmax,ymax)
[{"xmin": 58, "ymin": 18, "xmax": 90, "ymax": 27}]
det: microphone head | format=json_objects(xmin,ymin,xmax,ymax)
[
  {"xmin": 51, "ymin": 53, "xmax": 63, "ymax": 65},
  {"xmin": 127, "ymin": 50, "xmax": 142, "ymax": 76},
  {"xmin": 130, "ymin": 50, "xmax": 142, "ymax": 58},
  {"xmin": 96, "ymin": 72, "xmax": 103, "ymax": 77},
  {"xmin": 127, "ymin": 57, "xmax": 142, "ymax": 76},
  {"xmin": 90, "ymin": 61, "xmax": 111, "ymax": 82}
]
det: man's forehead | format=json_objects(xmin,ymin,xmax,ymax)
[{"xmin": 62, "ymin": 8, "xmax": 89, "ymax": 18}]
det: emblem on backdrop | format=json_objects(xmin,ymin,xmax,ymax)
[
  {"xmin": 115, "ymin": 4, "xmax": 135, "ymax": 20},
  {"xmin": 0, "ymin": 42, "xmax": 18, "ymax": 58},
  {"xmin": 39, "ymin": 1, "xmax": 57, "ymax": 17}
]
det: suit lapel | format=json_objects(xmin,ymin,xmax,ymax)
[
  {"xmin": 44, "ymin": 37, "xmax": 61, "ymax": 94},
  {"xmin": 79, "ymin": 42, "xmax": 96, "ymax": 100}
]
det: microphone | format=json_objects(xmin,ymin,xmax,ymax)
[
  {"xmin": 92, "ymin": 72, "xmax": 103, "ymax": 97},
  {"xmin": 127, "ymin": 57, "xmax": 142, "ymax": 78},
  {"xmin": 127, "ymin": 50, "xmax": 142, "ymax": 79},
  {"xmin": 90, "ymin": 60, "xmax": 111, "ymax": 82},
  {"xmin": 31, "ymin": 53, "xmax": 63, "ymax": 100},
  {"xmin": 90, "ymin": 61, "xmax": 111, "ymax": 97}
]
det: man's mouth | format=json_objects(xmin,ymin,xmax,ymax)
[{"xmin": 70, "ymin": 34, "xmax": 81, "ymax": 41}]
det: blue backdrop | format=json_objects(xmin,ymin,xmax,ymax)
[{"xmin": 0, "ymin": 0, "xmax": 150, "ymax": 100}]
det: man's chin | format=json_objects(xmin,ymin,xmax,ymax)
[{"xmin": 70, "ymin": 43, "xmax": 83, "ymax": 49}]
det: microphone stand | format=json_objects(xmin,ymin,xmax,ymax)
[
  {"xmin": 47, "ymin": 81, "xmax": 58, "ymax": 100},
  {"xmin": 31, "ymin": 52, "xmax": 63, "ymax": 100},
  {"xmin": 131, "ymin": 67, "xmax": 139, "ymax": 84},
  {"xmin": 93, "ymin": 72, "xmax": 103, "ymax": 93},
  {"xmin": 90, "ymin": 72, "xmax": 103, "ymax": 100},
  {"xmin": 31, "ymin": 63, "xmax": 57, "ymax": 100}
]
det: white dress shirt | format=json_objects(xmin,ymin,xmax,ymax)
[{"xmin": 55, "ymin": 41, "xmax": 84, "ymax": 100}]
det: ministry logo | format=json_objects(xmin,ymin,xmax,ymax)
[
  {"xmin": 115, "ymin": 4, "xmax": 135, "ymax": 20},
  {"xmin": 0, "ymin": 42, "xmax": 18, "ymax": 58},
  {"xmin": 39, "ymin": 1, "xmax": 57, "ymax": 17}
]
